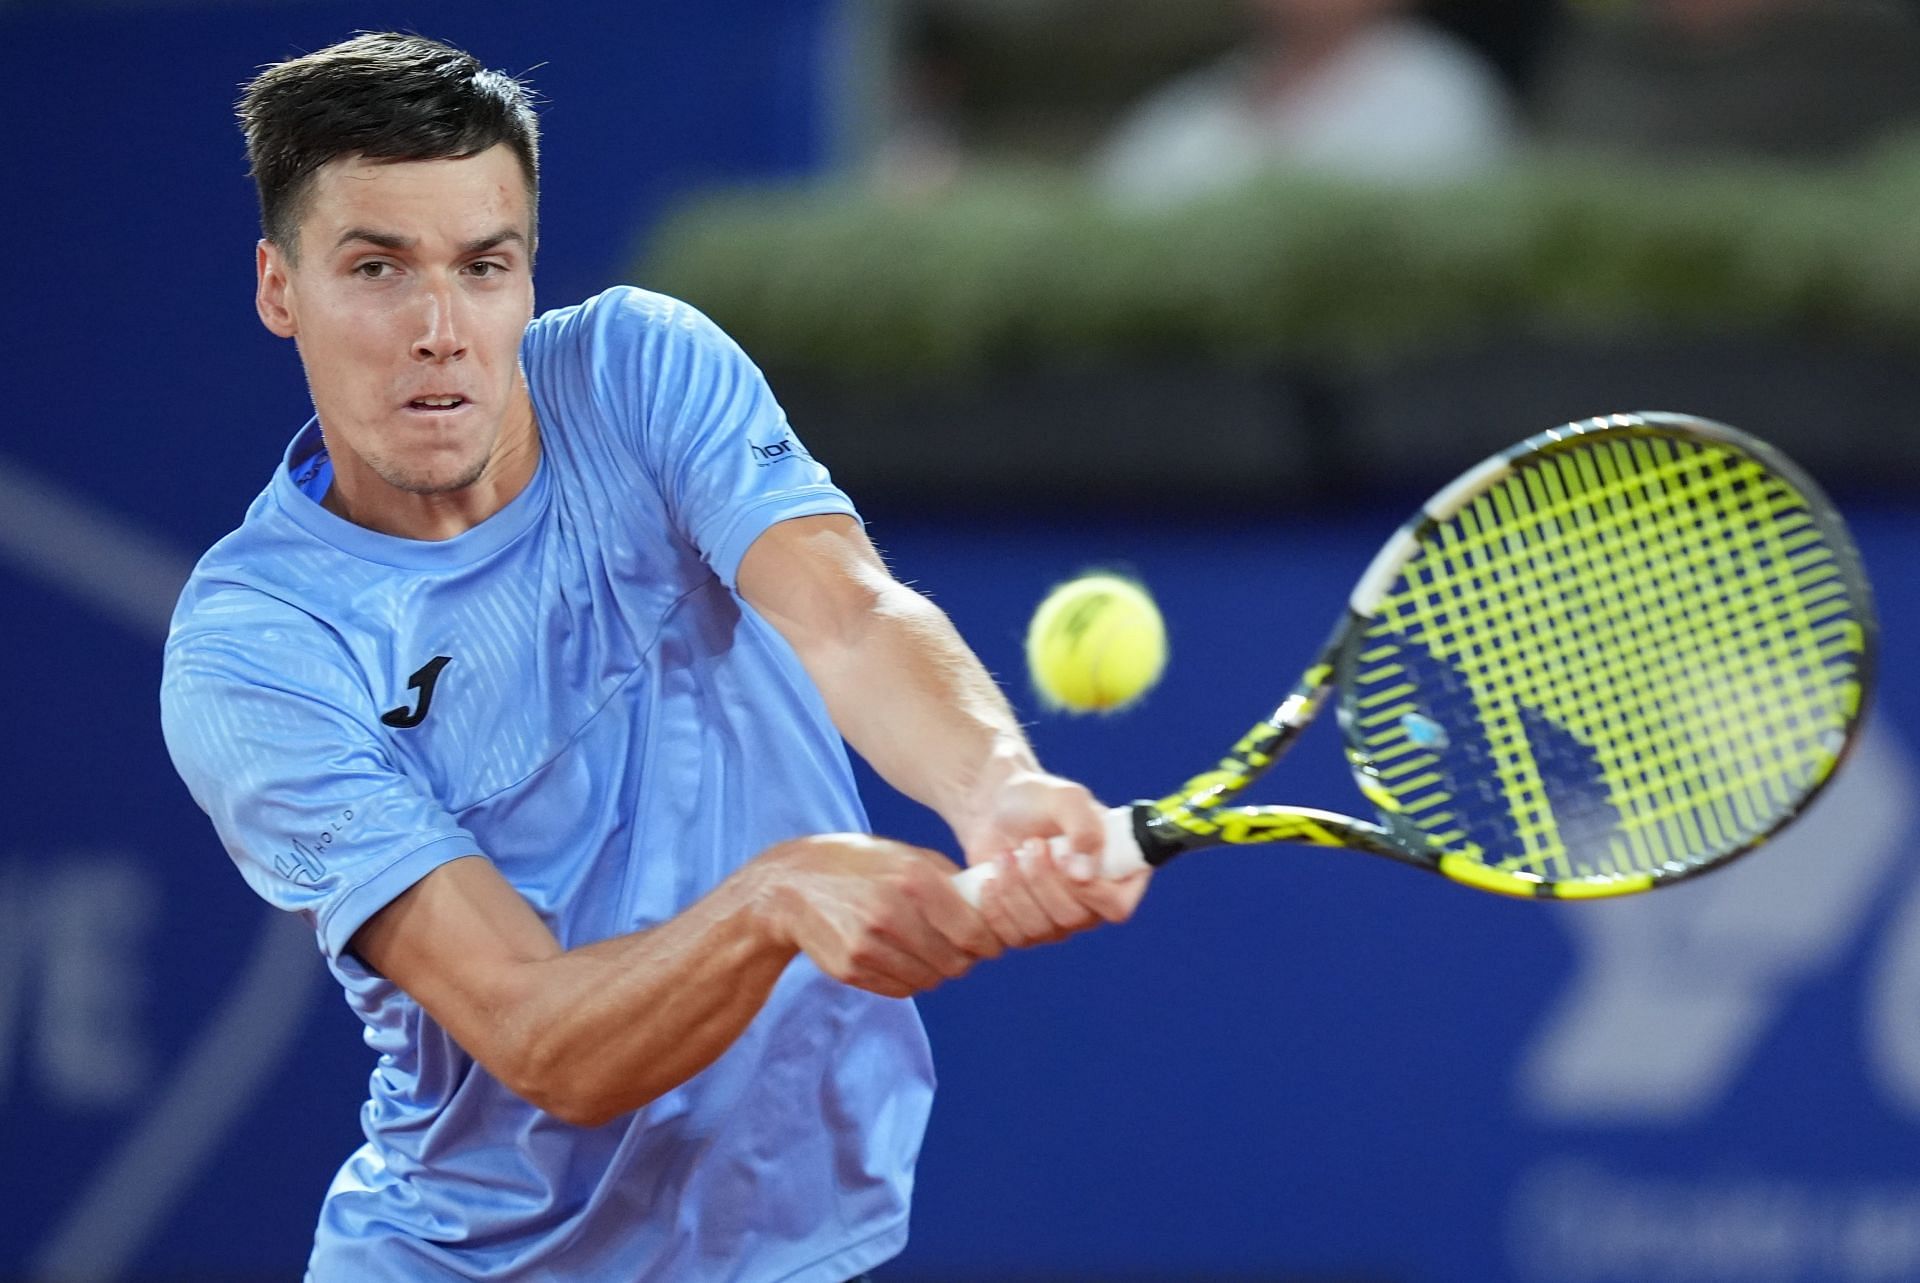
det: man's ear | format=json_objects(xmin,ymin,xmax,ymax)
[{"xmin": 255, "ymin": 239, "xmax": 298, "ymax": 339}]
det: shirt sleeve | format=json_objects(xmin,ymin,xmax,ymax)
[
  {"xmin": 160, "ymin": 613, "xmax": 482, "ymax": 961},
  {"xmin": 584, "ymin": 287, "xmax": 859, "ymax": 587}
]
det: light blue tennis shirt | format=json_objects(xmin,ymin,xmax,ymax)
[{"xmin": 160, "ymin": 287, "xmax": 935, "ymax": 1282}]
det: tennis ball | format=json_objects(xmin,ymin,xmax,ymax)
[{"xmin": 1026, "ymin": 573, "xmax": 1167, "ymax": 713}]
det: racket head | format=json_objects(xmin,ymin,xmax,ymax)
[{"xmin": 1333, "ymin": 413, "xmax": 1875, "ymax": 899}]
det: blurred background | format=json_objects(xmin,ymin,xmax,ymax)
[{"xmin": 4, "ymin": 0, "xmax": 1920, "ymax": 1279}]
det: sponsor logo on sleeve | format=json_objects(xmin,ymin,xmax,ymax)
[{"xmin": 750, "ymin": 434, "xmax": 809, "ymax": 468}]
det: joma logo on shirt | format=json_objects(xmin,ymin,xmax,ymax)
[
  {"xmin": 750, "ymin": 435, "xmax": 805, "ymax": 468},
  {"xmin": 382, "ymin": 655, "xmax": 452, "ymax": 729}
]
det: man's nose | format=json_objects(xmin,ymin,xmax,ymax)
[{"xmin": 414, "ymin": 282, "xmax": 467, "ymax": 361}]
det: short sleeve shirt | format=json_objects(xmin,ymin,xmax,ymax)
[{"xmin": 160, "ymin": 287, "xmax": 934, "ymax": 1283}]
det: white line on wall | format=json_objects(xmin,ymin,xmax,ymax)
[{"xmin": 0, "ymin": 456, "xmax": 322, "ymax": 1283}]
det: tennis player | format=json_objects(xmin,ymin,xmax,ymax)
[{"xmin": 159, "ymin": 32, "xmax": 1148, "ymax": 1282}]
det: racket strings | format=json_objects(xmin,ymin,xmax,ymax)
[
  {"xmin": 1494, "ymin": 445, "xmax": 1848, "ymax": 866},
  {"xmin": 1602, "ymin": 443, "xmax": 1855, "ymax": 847},
  {"xmin": 1557, "ymin": 447, "xmax": 1833, "ymax": 864},
  {"xmin": 1452, "ymin": 451, "xmax": 1826, "ymax": 858},
  {"xmin": 1356, "ymin": 435, "xmax": 1865, "ymax": 882},
  {"xmin": 1469, "ymin": 446, "xmax": 1849, "ymax": 872}
]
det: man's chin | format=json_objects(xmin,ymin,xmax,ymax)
[{"xmin": 377, "ymin": 459, "xmax": 491, "ymax": 497}]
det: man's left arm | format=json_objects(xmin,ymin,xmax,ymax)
[{"xmin": 737, "ymin": 513, "xmax": 1149, "ymax": 948}]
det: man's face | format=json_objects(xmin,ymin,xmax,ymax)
[
  {"xmin": 1249, "ymin": 0, "xmax": 1408, "ymax": 34},
  {"xmin": 256, "ymin": 144, "xmax": 536, "ymax": 500}
]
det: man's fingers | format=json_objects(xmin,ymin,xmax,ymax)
[
  {"xmin": 773, "ymin": 836, "xmax": 999, "ymax": 993},
  {"xmin": 980, "ymin": 846, "xmax": 1084, "ymax": 946},
  {"xmin": 1018, "ymin": 842, "xmax": 1102, "ymax": 931},
  {"xmin": 1075, "ymin": 870, "xmax": 1151, "ymax": 924},
  {"xmin": 1054, "ymin": 794, "xmax": 1108, "ymax": 861},
  {"xmin": 839, "ymin": 933, "xmax": 950, "ymax": 996},
  {"xmin": 975, "ymin": 854, "xmax": 1048, "ymax": 949},
  {"xmin": 865, "ymin": 868, "xmax": 987, "ymax": 980},
  {"xmin": 895, "ymin": 847, "xmax": 1004, "ymax": 962}
]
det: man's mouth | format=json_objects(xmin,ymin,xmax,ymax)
[{"xmin": 406, "ymin": 396, "xmax": 468, "ymax": 412}]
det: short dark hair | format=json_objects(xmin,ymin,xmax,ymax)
[{"xmin": 238, "ymin": 32, "xmax": 540, "ymax": 259}]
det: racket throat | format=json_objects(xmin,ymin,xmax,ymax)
[
  {"xmin": 1127, "ymin": 803, "xmax": 1190, "ymax": 867},
  {"xmin": 1138, "ymin": 802, "xmax": 1414, "ymax": 865}
]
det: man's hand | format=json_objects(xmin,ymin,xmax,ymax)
[
  {"xmin": 735, "ymin": 515, "xmax": 1150, "ymax": 956},
  {"xmin": 750, "ymin": 834, "xmax": 1004, "ymax": 998},
  {"xmin": 951, "ymin": 742, "xmax": 1152, "ymax": 949}
]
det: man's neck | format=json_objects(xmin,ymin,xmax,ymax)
[{"xmin": 322, "ymin": 400, "xmax": 541, "ymax": 542}]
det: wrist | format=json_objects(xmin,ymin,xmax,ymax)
[
  {"xmin": 729, "ymin": 846, "xmax": 805, "ymax": 957},
  {"xmin": 944, "ymin": 736, "xmax": 1044, "ymax": 850},
  {"xmin": 969, "ymin": 735, "xmax": 1041, "ymax": 796}
]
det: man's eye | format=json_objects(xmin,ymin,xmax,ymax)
[{"xmin": 468, "ymin": 261, "xmax": 506, "ymax": 278}]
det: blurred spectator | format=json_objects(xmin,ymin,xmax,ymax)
[
  {"xmin": 1538, "ymin": 0, "xmax": 1920, "ymax": 161},
  {"xmin": 1094, "ymin": 0, "xmax": 1518, "ymax": 208},
  {"xmin": 870, "ymin": 8, "xmax": 971, "ymax": 193}
]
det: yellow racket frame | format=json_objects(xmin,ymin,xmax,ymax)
[{"xmin": 1127, "ymin": 413, "xmax": 1876, "ymax": 899}]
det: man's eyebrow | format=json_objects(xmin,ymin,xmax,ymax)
[
  {"xmin": 334, "ymin": 228, "xmax": 414, "ymax": 252},
  {"xmin": 331, "ymin": 228, "xmax": 528, "ymax": 255},
  {"xmin": 460, "ymin": 229, "xmax": 528, "ymax": 256}
]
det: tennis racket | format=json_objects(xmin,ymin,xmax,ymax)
[{"xmin": 956, "ymin": 412, "xmax": 1876, "ymax": 902}]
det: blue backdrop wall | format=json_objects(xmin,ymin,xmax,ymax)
[{"xmin": 5, "ymin": 4, "xmax": 1920, "ymax": 1283}]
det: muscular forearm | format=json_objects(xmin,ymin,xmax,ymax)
[
  {"xmin": 736, "ymin": 514, "xmax": 1108, "ymax": 877},
  {"xmin": 803, "ymin": 581, "xmax": 1036, "ymax": 827},
  {"xmin": 358, "ymin": 853, "xmax": 802, "ymax": 1129},
  {"xmin": 504, "ymin": 870, "xmax": 795, "ymax": 1126}
]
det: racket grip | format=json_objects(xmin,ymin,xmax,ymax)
[{"xmin": 950, "ymin": 805, "xmax": 1148, "ymax": 908}]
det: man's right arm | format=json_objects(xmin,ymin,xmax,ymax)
[
  {"xmin": 163, "ymin": 616, "xmax": 999, "ymax": 1128},
  {"xmin": 350, "ymin": 833, "xmax": 1001, "ymax": 1129}
]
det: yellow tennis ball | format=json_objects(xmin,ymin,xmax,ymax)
[{"xmin": 1026, "ymin": 574, "xmax": 1167, "ymax": 713}]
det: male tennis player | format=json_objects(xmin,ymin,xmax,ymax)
[{"xmin": 160, "ymin": 32, "xmax": 1147, "ymax": 1282}]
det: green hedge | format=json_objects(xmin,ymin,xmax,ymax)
[{"xmin": 638, "ymin": 143, "xmax": 1920, "ymax": 381}]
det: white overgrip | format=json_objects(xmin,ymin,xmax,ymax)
[{"xmin": 951, "ymin": 805, "xmax": 1149, "ymax": 907}]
